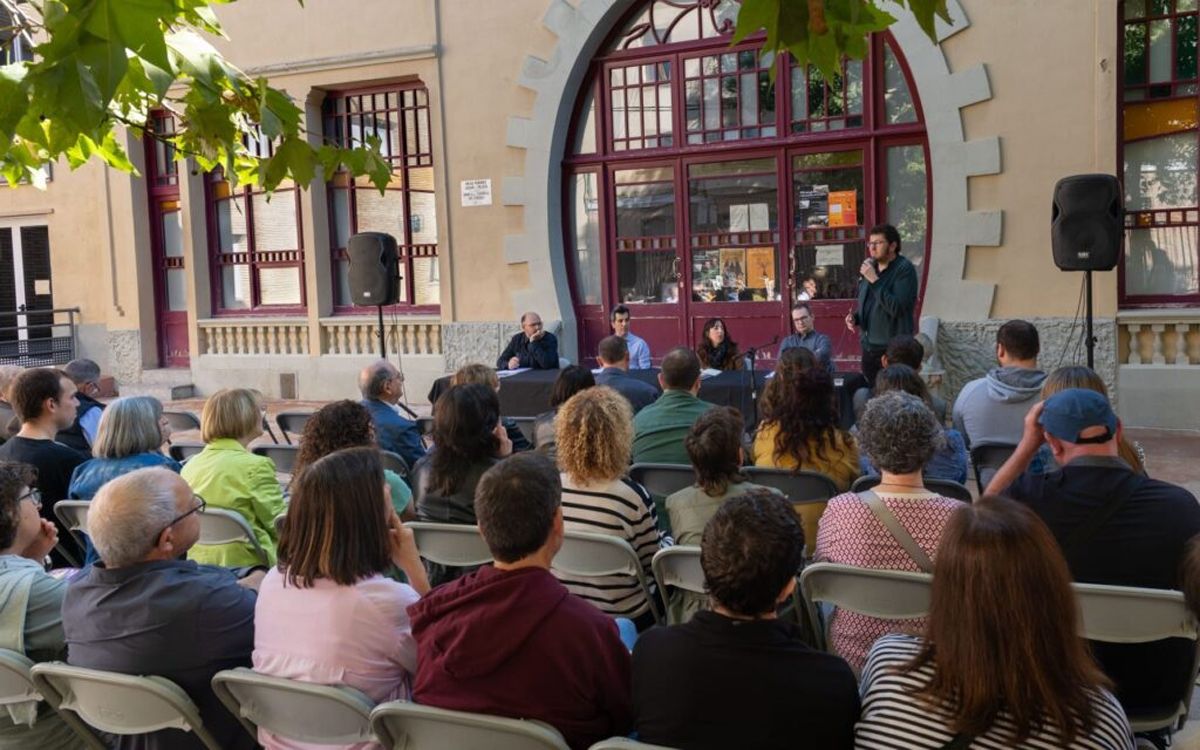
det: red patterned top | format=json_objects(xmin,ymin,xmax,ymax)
[{"xmin": 813, "ymin": 490, "xmax": 963, "ymax": 673}]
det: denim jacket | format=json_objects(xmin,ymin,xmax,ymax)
[{"xmin": 69, "ymin": 452, "xmax": 182, "ymax": 501}]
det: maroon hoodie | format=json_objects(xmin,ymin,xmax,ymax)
[{"xmin": 408, "ymin": 564, "xmax": 633, "ymax": 750}]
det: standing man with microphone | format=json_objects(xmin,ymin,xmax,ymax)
[{"xmin": 844, "ymin": 224, "xmax": 918, "ymax": 388}]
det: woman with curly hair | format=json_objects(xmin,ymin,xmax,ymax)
[
  {"xmin": 752, "ymin": 365, "xmax": 859, "ymax": 556},
  {"xmin": 292, "ymin": 399, "xmax": 413, "ymax": 518},
  {"xmin": 758, "ymin": 346, "xmax": 817, "ymax": 419},
  {"xmin": 555, "ymin": 386, "xmax": 663, "ymax": 629},
  {"xmin": 695, "ymin": 318, "xmax": 742, "ymax": 371}
]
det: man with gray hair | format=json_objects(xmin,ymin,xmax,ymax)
[
  {"xmin": 497, "ymin": 311, "xmax": 560, "ymax": 370},
  {"xmin": 63, "ymin": 468, "xmax": 262, "ymax": 750},
  {"xmin": 56, "ymin": 358, "xmax": 105, "ymax": 452},
  {"xmin": 358, "ymin": 359, "xmax": 425, "ymax": 468}
]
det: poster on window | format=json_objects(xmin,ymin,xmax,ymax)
[
  {"xmin": 796, "ymin": 184, "xmax": 829, "ymax": 228},
  {"xmin": 719, "ymin": 248, "xmax": 746, "ymax": 289},
  {"xmin": 746, "ymin": 247, "xmax": 777, "ymax": 300},
  {"xmin": 827, "ymin": 190, "xmax": 858, "ymax": 227}
]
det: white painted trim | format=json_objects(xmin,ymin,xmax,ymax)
[
  {"xmin": 0, "ymin": 209, "xmax": 53, "ymax": 221},
  {"xmin": 244, "ymin": 44, "xmax": 439, "ymax": 77}
]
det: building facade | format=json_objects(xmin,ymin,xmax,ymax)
[{"xmin": 0, "ymin": 0, "xmax": 1195, "ymax": 426}]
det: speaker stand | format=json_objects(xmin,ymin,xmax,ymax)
[
  {"xmin": 1085, "ymin": 269, "xmax": 1096, "ymax": 370},
  {"xmin": 376, "ymin": 304, "xmax": 387, "ymax": 359}
]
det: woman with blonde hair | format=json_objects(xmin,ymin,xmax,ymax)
[
  {"xmin": 555, "ymin": 386, "xmax": 664, "ymax": 629},
  {"xmin": 181, "ymin": 388, "xmax": 285, "ymax": 567}
]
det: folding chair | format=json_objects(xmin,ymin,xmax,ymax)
[
  {"xmin": 52, "ymin": 500, "xmax": 90, "ymax": 554},
  {"xmin": 509, "ymin": 417, "xmax": 536, "ymax": 445},
  {"xmin": 554, "ymin": 530, "xmax": 663, "ymax": 624},
  {"xmin": 1073, "ymin": 582, "xmax": 1199, "ymax": 734},
  {"xmin": 168, "ymin": 441, "xmax": 205, "ymax": 463},
  {"xmin": 651, "ymin": 546, "xmax": 704, "ymax": 625},
  {"xmin": 743, "ymin": 466, "xmax": 839, "ymax": 504},
  {"xmin": 417, "ymin": 417, "xmax": 435, "ymax": 450},
  {"xmin": 370, "ymin": 700, "xmax": 569, "ymax": 750},
  {"xmin": 212, "ymin": 668, "xmax": 376, "ymax": 746},
  {"xmin": 272, "ymin": 512, "xmax": 286, "ymax": 536},
  {"xmin": 380, "ymin": 450, "xmax": 411, "ymax": 481},
  {"xmin": 969, "ymin": 443, "xmax": 1017, "ymax": 491},
  {"xmin": 0, "ymin": 649, "xmax": 101, "ymax": 749},
  {"xmin": 30, "ymin": 662, "xmax": 223, "ymax": 749},
  {"xmin": 627, "ymin": 463, "xmax": 695, "ymax": 498},
  {"xmin": 850, "ymin": 474, "xmax": 973, "ymax": 503},
  {"xmin": 252, "ymin": 444, "xmax": 300, "ymax": 475},
  {"xmin": 274, "ymin": 411, "xmax": 313, "ymax": 445},
  {"xmin": 588, "ymin": 739, "xmax": 679, "ymax": 750},
  {"xmin": 405, "ymin": 522, "xmax": 493, "ymax": 569},
  {"xmin": 161, "ymin": 410, "xmax": 202, "ymax": 433},
  {"xmin": 799, "ymin": 562, "xmax": 933, "ymax": 652},
  {"xmin": 197, "ymin": 508, "xmax": 270, "ymax": 567}
]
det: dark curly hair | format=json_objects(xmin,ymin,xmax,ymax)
[
  {"xmin": 429, "ymin": 384, "xmax": 501, "ymax": 495},
  {"xmin": 0, "ymin": 462, "xmax": 37, "ymax": 550},
  {"xmin": 293, "ymin": 400, "xmax": 376, "ymax": 476},
  {"xmin": 701, "ymin": 488, "xmax": 804, "ymax": 616},
  {"xmin": 685, "ymin": 407, "xmax": 747, "ymax": 496},
  {"xmin": 760, "ymin": 366, "xmax": 846, "ymax": 469},
  {"xmin": 760, "ymin": 347, "xmax": 817, "ymax": 419}
]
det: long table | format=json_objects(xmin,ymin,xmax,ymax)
[{"xmin": 428, "ymin": 368, "xmax": 861, "ymax": 429}]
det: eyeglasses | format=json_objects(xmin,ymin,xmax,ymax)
[
  {"xmin": 157, "ymin": 495, "xmax": 206, "ymax": 537},
  {"xmin": 867, "ymin": 240, "xmax": 889, "ymax": 247},
  {"xmin": 18, "ymin": 489, "xmax": 41, "ymax": 511}
]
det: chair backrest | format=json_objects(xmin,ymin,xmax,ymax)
[
  {"xmin": 651, "ymin": 546, "xmax": 704, "ymax": 625},
  {"xmin": 197, "ymin": 508, "xmax": 269, "ymax": 566},
  {"xmin": 168, "ymin": 441, "xmax": 206, "ymax": 463},
  {"xmin": 0, "ymin": 649, "xmax": 40, "ymax": 707},
  {"xmin": 416, "ymin": 416, "xmax": 435, "ymax": 437},
  {"xmin": 508, "ymin": 417, "xmax": 536, "ymax": 445},
  {"xmin": 406, "ymin": 522, "xmax": 493, "ymax": 568},
  {"xmin": 162, "ymin": 410, "xmax": 202, "ymax": 433},
  {"xmin": 252, "ymin": 444, "xmax": 299, "ymax": 475},
  {"xmin": 799, "ymin": 562, "xmax": 933, "ymax": 651},
  {"xmin": 380, "ymin": 450, "xmax": 410, "ymax": 480},
  {"xmin": 211, "ymin": 668, "xmax": 376, "ymax": 745},
  {"xmin": 370, "ymin": 701, "xmax": 570, "ymax": 750},
  {"xmin": 969, "ymin": 443, "xmax": 1017, "ymax": 490},
  {"xmin": 554, "ymin": 530, "xmax": 662, "ymax": 624},
  {"xmin": 849, "ymin": 474, "xmax": 973, "ymax": 503},
  {"xmin": 628, "ymin": 463, "xmax": 695, "ymax": 499},
  {"xmin": 588, "ymin": 739, "xmax": 679, "ymax": 749},
  {"xmin": 273, "ymin": 411, "xmax": 313, "ymax": 442},
  {"xmin": 52, "ymin": 500, "xmax": 91, "ymax": 553},
  {"xmin": 743, "ymin": 467, "xmax": 839, "ymax": 503},
  {"xmin": 30, "ymin": 662, "xmax": 222, "ymax": 749}
]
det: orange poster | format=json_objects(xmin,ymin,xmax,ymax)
[{"xmin": 827, "ymin": 190, "xmax": 858, "ymax": 227}]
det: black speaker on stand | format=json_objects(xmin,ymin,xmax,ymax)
[
  {"xmin": 1050, "ymin": 174, "xmax": 1123, "ymax": 369},
  {"xmin": 347, "ymin": 232, "xmax": 400, "ymax": 359}
]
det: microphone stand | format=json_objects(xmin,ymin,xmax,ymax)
[{"xmin": 741, "ymin": 335, "xmax": 779, "ymax": 429}]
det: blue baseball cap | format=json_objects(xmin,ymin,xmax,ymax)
[{"xmin": 1038, "ymin": 388, "xmax": 1117, "ymax": 444}]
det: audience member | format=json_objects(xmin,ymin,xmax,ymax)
[
  {"xmin": 412, "ymin": 383, "xmax": 510, "ymax": 585},
  {"xmin": 555, "ymin": 386, "xmax": 663, "ymax": 627},
  {"xmin": 0, "ymin": 365, "xmax": 21, "ymax": 441},
  {"xmin": 594, "ymin": 335, "xmax": 659, "ymax": 414},
  {"xmin": 632, "ymin": 347, "xmax": 713, "ymax": 465},
  {"xmin": 987, "ymin": 388, "xmax": 1200, "ymax": 716},
  {"xmin": 452, "ymin": 363, "xmax": 532, "ymax": 452},
  {"xmin": 778, "ymin": 302, "xmax": 833, "ymax": 373},
  {"xmin": 410, "ymin": 453, "xmax": 632, "ymax": 750},
  {"xmin": 852, "ymin": 334, "xmax": 947, "ymax": 422},
  {"xmin": 856, "ymin": 496, "xmax": 1134, "ymax": 749},
  {"xmin": 696, "ymin": 317, "xmax": 742, "ymax": 371},
  {"xmin": 55, "ymin": 358, "xmax": 105, "ymax": 452},
  {"xmin": 181, "ymin": 388, "xmax": 285, "ymax": 567},
  {"xmin": 1034, "ymin": 365, "xmax": 1145, "ymax": 475},
  {"xmin": 635, "ymin": 489, "xmax": 859, "ymax": 750},
  {"xmin": 814, "ymin": 391, "xmax": 962, "ymax": 672},
  {"xmin": 0, "ymin": 368, "xmax": 87, "ymax": 564},
  {"xmin": 0, "ymin": 461, "xmax": 76, "ymax": 749},
  {"xmin": 532, "ymin": 366, "xmax": 594, "ymax": 458},
  {"xmin": 952, "ymin": 319, "xmax": 1046, "ymax": 449},
  {"xmin": 254, "ymin": 447, "xmax": 429, "ymax": 750},
  {"xmin": 611, "ymin": 305, "xmax": 651, "ymax": 369},
  {"xmin": 857, "ymin": 365, "xmax": 968, "ymax": 484},
  {"xmin": 497, "ymin": 311, "xmax": 560, "ymax": 370},
  {"xmin": 753, "ymin": 366, "xmax": 859, "ymax": 555},
  {"xmin": 358, "ymin": 360, "xmax": 425, "ymax": 469},
  {"xmin": 64, "ymin": 468, "xmax": 261, "ymax": 750},
  {"xmin": 759, "ymin": 346, "xmax": 817, "ymax": 419},
  {"xmin": 292, "ymin": 400, "xmax": 413, "ymax": 518}
]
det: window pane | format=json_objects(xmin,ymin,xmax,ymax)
[
  {"xmin": 409, "ymin": 192, "xmax": 438, "ymax": 244},
  {"xmin": 161, "ymin": 206, "xmax": 183, "ymax": 258},
  {"xmin": 886, "ymin": 145, "xmax": 928, "ymax": 282},
  {"xmin": 691, "ymin": 246, "xmax": 778, "ymax": 301},
  {"xmin": 1126, "ymin": 23, "xmax": 1148, "ymax": 86},
  {"xmin": 883, "ymin": 43, "xmax": 917, "ymax": 124},
  {"xmin": 408, "ymin": 166, "xmax": 435, "ymax": 192},
  {"xmin": 251, "ymin": 192, "xmax": 299, "ymax": 251},
  {"xmin": 257, "ymin": 267, "xmax": 302, "ymax": 306},
  {"xmin": 221, "ymin": 266, "xmax": 252, "ymax": 310},
  {"xmin": 573, "ymin": 82, "xmax": 597, "ymax": 155},
  {"xmin": 216, "ymin": 197, "xmax": 248, "ymax": 254},
  {"xmin": 617, "ymin": 251, "xmax": 677, "ymax": 303},
  {"xmin": 166, "ymin": 268, "xmax": 187, "ymax": 311},
  {"xmin": 688, "ymin": 158, "xmax": 778, "ymax": 234},
  {"xmin": 791, "ymin": 241, "xmax": 865, "ymax": 300},
  {"xmin": 570, "ymin": 173, "xmax": 603, "ymax": 306},
  {"xmin": 1149, "ymin": 19, "xmax": 1174, "ymax": 83},
  {"xmin": 614, "ymin": 168, "xmax": 675, "ymax": 238},
  {"xmin": 356, "ymin": 188, "xmax": 406, "ymax": 237},
  {"xmin": 1124, "ymin": 132, "xmax": 1198, "ymax": 210},
  {"xmin": 330, "ymin": 187, "xmax": 351, "ymax": 249},
  {"xmin": 412, "ymin": 256, "xmax": 440, "ymax": 305},
  {"xmin": 1178, "ymin": 14, "xmax": 1198, "ymax": 79},
  {"xmin": 1125, "ymin": 226, "xmax": 1199, "ymax": 295},
  {"xmin": 335, "ymin": 258, "xmax": 352, "ymax": 307}
]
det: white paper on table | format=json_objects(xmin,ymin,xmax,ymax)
[
  {"xmin": 815, "ymin": 244, "xmax": 844, "ymax": 266},
  {"xmin": 749, "ymin": 203, "xmax": 770, "ymax": 231},
  {"xmin": 700, "ymin": 368, "xmax": 723, "ymax": 379},
  {"xmin": 590, "ymin": 367, "xmax": 605, "ymax": 375},
  {"xmin": 497, "ymin": 368, "xmax": 531, "ymax": 378},
  {"xmin": 729, "ymin": 204, "xmax": 750, "ymax": 232},
  {"xmin": 764, "ymin": 371, "xmax": 775, "ymax": 379}
]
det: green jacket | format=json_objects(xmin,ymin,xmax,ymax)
[
  {"xmin": 853, "ymin": 253, "xmax": 918, "ymax": 349},
  {"xmin": 632, "ymin": 390, "xmax": 713, "ymax": 465},
  {"xmin": 181, "ymin": 438, "xmax": 286, "ymax": 568}
]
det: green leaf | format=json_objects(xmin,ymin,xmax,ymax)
[
  {"xmin": 0, "ymin": 64, "xmax": 29, "ymax": 141},
  {"xmin": 263, "ymin": 135, "xmax": 314, "ymax": 190}
]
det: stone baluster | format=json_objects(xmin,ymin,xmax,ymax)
[
  {"xmin": 1150, "ymin": 324, "xmax": 1166, "ymax": 365},
  {"xmin": 1176, "ymin": 323, "xmax": 1192, "ymax": 365}
]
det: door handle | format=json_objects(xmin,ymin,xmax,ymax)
[{"xmin": 671, "ymin": 256, "xmax": 681, "ymax": 280}]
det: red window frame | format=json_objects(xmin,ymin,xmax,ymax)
[{"xmin": 323, "ymin": 83, "xmax": 440, "ymax": 315}]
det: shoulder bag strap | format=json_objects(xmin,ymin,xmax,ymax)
[
  {"xmin": 859, "ymin": 490, "xmax": 935, "ymax": 573},
  {"xmin": 1061, "ymin": 471, "xmax": 1147, "ymax": 555}
]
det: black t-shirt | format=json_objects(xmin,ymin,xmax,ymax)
[
  {"xmin": 0, "ymin": 436, "xmax": 89, "ymax": 562},
  {"xmin": 633, "ymin": 610, "xmax": 859, "ymax": 750},
  {"xmin": 1006, "ymin": 456, "xmax": 1200, "ymax": 713}
]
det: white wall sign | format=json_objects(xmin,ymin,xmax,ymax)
[
  {"xmin": 460, "ymin": 179, "xmax": 492, "ymax": 207},
  {"xmin": 815, "ymin": 244, "xmax": 845, "ymax": 267}
]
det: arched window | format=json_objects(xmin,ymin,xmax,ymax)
[{"xmin": 563, "ymin": 0, "xmax": 930, "ymax": 366}]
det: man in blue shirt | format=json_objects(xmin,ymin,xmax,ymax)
[
  {"xmin": 358, "ymin": 360, "xmax": 426, "ymax": 469},
  {"xmin": 778, "ymin": 302, "xmax": 833, "ymax": 374},
  {"xmin": 611, "ymin": 305, "xmax": 651, "ymax": 370},
  {"xmin": 595, "ymin": 335, "xmax": 660, "ymax": 414}
]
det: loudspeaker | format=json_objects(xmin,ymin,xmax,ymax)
[
  {"xmin": 346, "ymin": 232, "xmax": 399, "ymax": 306},
  {"xmin": 1051, "ymin": 174, "xmax": 1123, "ymax": 271}
]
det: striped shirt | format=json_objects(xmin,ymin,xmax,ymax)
[
  {"xmin": 855, "ymin": 635, "xmax": 1134, "ymax": 750},
  {"xmin": 557, "ymin": 475, "xmax": 665, "ymax": 619}
]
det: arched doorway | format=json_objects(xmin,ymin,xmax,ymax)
[{"xmin": 561, "ymin": 0, "xmax": 931, "ymax": 368}]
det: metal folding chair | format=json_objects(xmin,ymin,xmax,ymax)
[
  {"xmin": 168, "ymin": 441, "xmax": 205, "ymax": 463},
  {"xmin": 197, "ymin": 507, "xmax": 270, "ymax": 567},
  {"xmin": 799, "ymin": 562, "xmax": 933, "ymax": 652},
  {"xmin": 370, "ymin": 700, "xmax": 569, "ymax": 750},
  {"xmin": 554, "ymin": 530, "xmax": 663, "ymax": 624},
  {"xmin": 52, "ymin": 500, "xmax": 90, "ymax": 554},
  {"xmin": 252, "ymin": 444, "xmax": 299, "ymax": 475},
  {"xmin": 274, "ymin": 411, "xmax": 313, "ymax": 445},
  {"xmin": 212, "ymin": 667, "xmax": 376, "ymax": 745},
  {"xmin": 969, "ymin": 442, "xmax": 1017, "ymax": 491},
  {"xmin": 161, "ymin": 410, "xmax": 202, "ymax": 433},
  {"xmin": 405, "ymin": 522, "xmax": 493, "ymax": 569},
  {"xmin": 850, "ymin": 474, "xmax": 973, "ymax": 503}
]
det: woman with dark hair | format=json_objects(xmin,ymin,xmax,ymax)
[
  {"xmin": 292, "ymin": 400, "xmax": 413, "ymax": 519},
  {"xmin": 533, "ymin": 365, "xmax": 595, "ymax": 458},
  {"xmin": 759, "ymin": 347, "xmax": 817, "ymax": 419},
  {"xmin": 411, "ymin": 383, "xmax": 511, "ymax": 585},
  {"xmin": 696, "ymin": 318, "xmax": 742, "ymax": 371},
  {"xmin": 855, "ymin": 496, "xmax": 1133, "ymax": 748},
  {"xmin": 858, "ymin": 364, "xmax": 969, "ymax": 484},
  {"xmin": 752, "ymin": 365, "xmax": 858, "ymax": 556},
  {"xmin": 253, "ymin": 447, "xmax": 429, "ymax": 750}
]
